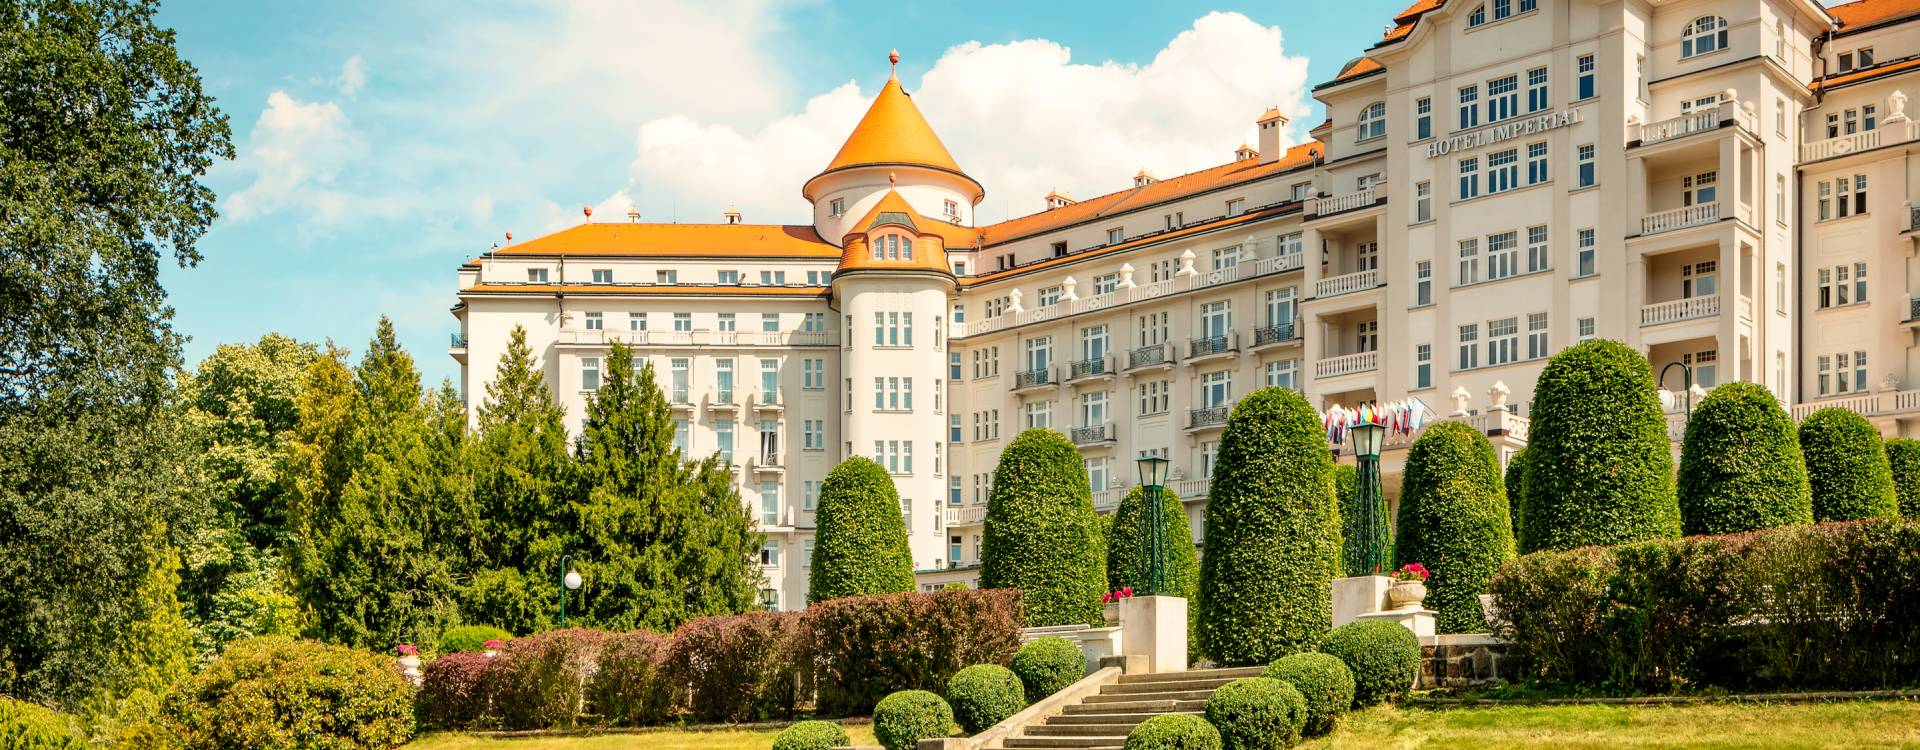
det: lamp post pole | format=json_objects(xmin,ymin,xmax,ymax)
[
  {"xmin": 1134, "ymin": 456, "xmax": 1171, "ymax": 596},
  {"xmin": 558, "ymin": 555, "xmax": 582, "ymax": 628},
  {"xmin": 1345, "ymin": 417, "xmax": 1391, "ymax": 577},
  {"xmin": 1660, "ymin": 361, "xmax": 1695, "ymax": 416}
]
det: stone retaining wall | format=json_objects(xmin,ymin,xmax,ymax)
[{"xmin": 1419, "ymin": 634, "xmax": 1512, "ymax": 689}]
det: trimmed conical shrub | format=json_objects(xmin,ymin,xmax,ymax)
[
  {"xmin": 1504, "ymin": 447, "xmax": 1529, "ymax": 548},
  {"xmin": 808, "ymin": 457, "xmax": 915, "ymax": 604},
  {"xmin": 1886, "ymin": 437, "xmax": 1920, "ymax": 520},
  {"xmin": 1393, "ymin": 421, "xmax": 1515, "ymax": 634},
  {"xmin": 1799, "ymin": 408, "xmax": 1899, "ymax": 521},
  {"xmin": 1521, "ymin": 340, "xmax": 1679, "ymax": 551},
  {"xmin": 980, "ymin": 428, "xmax": 1106, "ymax": 627},
  {"xmin": 1676, "ymin": 382, "xmax": 1813, "ymax": 534},
  {"xmin": 1196, "ymin": 387, "xmax": 1342, "ymax": 666},
  {"xmin": 1106, "ymin": 486, "xmax": 1198, "ymax": 598}
]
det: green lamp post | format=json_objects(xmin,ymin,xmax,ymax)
[
  {"xmin": 1345, "ymin": 416, "xmax": 1391, "ymax": 577},
  {"xmin": 557, "ymin": 555, "xmax": 582, "ymax": 627},
  {"xmin": 1134, "ymin": 455, "xmax": 1171, "ymax": 596}
]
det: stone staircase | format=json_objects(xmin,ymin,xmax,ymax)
[{"xmin": 992, "ymin": 666, "xmax": 1263, "ymax": 750}]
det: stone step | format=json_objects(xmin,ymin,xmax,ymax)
[
  {"xmin": 1024, "ymin": 723, "xmax": 1134, "ymax": 737},
  {"xmin": 1100, "ymin": 676, "xmax": 1239, "ymax": 694},
  {"xmin": 1116, "ymin": 666, "xmax": 1264, "ymax": 685},
  {"xmin": 1064, "ymin": 697, "xmax": 1208, "ymax": 713},
  {"xmin": 1044, "ymin": 711, "xmax": 1200, "ymax": 726},
  {"xmin": 1001, "ymin": 737, "xmax": 1125, "ymax": 749},
  {"xmin": 1083, "ymin": 688, "xmax": 1216, "ymax": 704}
]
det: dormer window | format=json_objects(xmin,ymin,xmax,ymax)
[
  {"xmin": 829, "ymin": 198, "xmax": 845, "ymax": 217},
  {"xmin": 869, "ymin": 231, "xmax": 914, "ymax": 261},
  {"xmin": 1682, "ymin": 16, "xmax": 1728, "ymax": 58},
  {"xmin": 1356, "ymin": 102, "xmax": 1387, "ymax": 142},
  {"xmin": 943, "ymin": 199, "xmax": 960, "ymax": 220}
]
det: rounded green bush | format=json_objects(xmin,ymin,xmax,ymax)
[
  {"xmin": 1799, "ymin": 408, "xmax": 1899, "ymax": 522},
  {"xmin": 809, "ymin": 457, "xmax": 916, "ymax": 604},
  {"xmin": 946, "ymin": 664, "xmax": 1026, "ymax": 734},
  {"xmin": 1204, "ymin": 677, "xmax": 1305, "ymax": 750},
  {"xmin": 1394, "ymin": 421, "xmax": 1516, "ymax": 633},
  {"xmin": 772, "ymin": 720, "xmax": 851, "ymax": 750},
  {"xmin": 1677, "ymin": 382, "xmax": 1814, "ymax": 535},
  {"xmin": 1009, "ymin": 636, "xmax": 1084, "ymax": 701},
  {"xmin": 980, "ymin": 429, "xmax": 1107, "ymax": 627},
  {"xmin": 438, "ymin": 624, "xmax": 512, "ymax": 654},
  {"xmin": 872, "ymin": 690, "xmax": 954, "ymax": 750},
  {"xmin": 157, "ymin": 636, "xmax": 415, "ymax": 750},
  {"xmin": 1261, "ymin": 652, "xmax": 1354, "ymax": 737},
  {"xmin": 1124, "ymin": 713, "xmax": 1222, "ymax": 750},
  {"xmin": 1504, "ymin": 448, "xmax": 1529, "ymax": 550},
  {"xmin": 1889, "ymin": 438, "xmax": 1920, "ymax": 519},
  {"xmin": 0, "ymin": 698, "xmax": 83, "ymax": 750},
  {"xmin": 1318, "ymin": 620, "xmax": 1421, "ymax": 707},
  {"xmin": 1197, "ymin": 387, "xmax": 1341, "ymax": 666},
  {"xmin": 1521, "ymin": 340, "xmax": 1680, "ymax": 551},
  {"xmin": 1106, "ymin": 486, "xmax": 1198, "ymax": 598}
]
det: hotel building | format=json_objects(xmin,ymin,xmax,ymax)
[{"xmin": 450, "ymin": 0, "xmax": 1920, "ymax": 609}]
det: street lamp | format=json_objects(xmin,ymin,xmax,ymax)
[
  {"xmin": 558, "ymin": 555, "xmax": 582, "ymax": 628},
  {"xmin": 1660, "ymin": 361, "xmax": 1695, "ymax": 416},
  {"xmin": 1345, "ymin": 414, "xmax": 1391, "ymax": 577},
  {"xmin": 1134, "ymin": 455, "xmax": 1171, "ymax": 597}
]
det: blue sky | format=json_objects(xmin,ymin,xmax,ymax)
[{"xmin": 156, "ymin": 0, "xmax": 1407, "ymax": 386}]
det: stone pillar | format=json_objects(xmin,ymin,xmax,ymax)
[
  {"xmin": 1119, "ymin": 595, "xmax": 1187, "ymax": 673},
  {"xmin": 1331, "ymin": 575, "xmax": 1393, "ymax": 628}
]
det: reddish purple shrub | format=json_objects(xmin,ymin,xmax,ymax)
[
  {"xmin": 803, "ymin": 588, "xmax": 1023, "ymax": 716},
  {"xmin": 586, "ymin": 629, "xmax": 674, "ymax": 726},
  {"xmin": 667, "ymin": 611, "xmax": 803, "ymax": 723},
  {"xmin": 490, "ymin": 628, "xmax": 609, "ymax": 729},
  {"xmin": 417, "ymin": 651, "xmax": 496, "ymax": 729}
]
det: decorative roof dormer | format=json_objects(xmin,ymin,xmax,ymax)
[
  {"xmin": 1134, "ymin": 169, "xmax": 1158, "ymax": 187},
  {"xmin": 1044, "ymin": 188, "xmax": 1077, "ymax": 209},
  {"xmin": 1235, "ymin": 143, "xmax": 1258, "ymax": 161},
  {"xmin": 835, "ymin": 187, "xmax": 953, "ymax": 277}
]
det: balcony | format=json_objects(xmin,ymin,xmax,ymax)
[
  {"xmin": 670, "ymin": 390, "xmax": 694, "ymax": 412},
  {"xmin": 1071, "ymin": 423, "xmax": 1115, "ymax": 445},
  {"xmin": 1188, "ymin": 405, "xmax": 1230, "ymax": 430},
  {"xmin": 1909, "ymin": 296, "xmax": 1920, "ymax": 324},
  {"xmin": 753, "ymin": 392, "xmax": 784, "ymax": 413},
  {"xmin": 707, "ymin": 390, "xmax": 741, "ymax": 412},
  {"xmin": 1068, "ymin": 357, "xmax": 1112, "ymax": 383},
  {"xmin": 1639, "ymin": 203, "xmax": 1719, "ymax": 236},
  {"xmin": 556, "ymin": 329, "xmax": 839, "ymax": 347},
  {"xmin": 1315, "ymin": 268, "xmax": 1379, "ymax": 299},
  {"xmin": 754, "ymin": 453, "xmax": 784, "ymax": 474},
  {"xmin": 449, "ymin": 333, "xmax": 468, "ymax": 363},
  {"xmin": 1634, "ymin": 110, "xmax": 1719, "ymax": 147},
  {"xmin": 944, "ymin": 504, "xmax": 987, "ymax": 527},
  {"xmin": 1640, "ymin": 296, "xmax": 1720, "ymax": 327},
  {"xmin": 1308, "ymin": 187, "xmax": 1380, "ymax": 216},
  {"xmin": 1315, "ymin": 351, "xmax": 1378, "ymax": 379},
  {"xmin": 1093, "ymin": 489, "xmax": 1122, "ymax": 512},
  {"xmin": 450, "ymin": 333, "xmax": 469, "ymax": 348},
  {"xmin": 1803, "ymin": 121, "xmax": 1917, "ymax": 162},
  {"xmin": 1013, "ymin": 367, "xmax": 1055, "ymax": 392},
  {"xmin": 1252, "ymin": 322, "xmax": 1299, "ymax": 349},
  {"xmin": 1188, "ymin": 332, "xmax": 1238, "ymax": 363},
  {"xmin": 1174, "ymin": 477, "xmax": 1210, "ymax": 499},
  {"xmin": 1128, "ymin": 344, "xmax": 1173, "ymax": 371},
  {"xmin": 955, "ymin": 248, "xmax": 1306, "ymax": 339}
]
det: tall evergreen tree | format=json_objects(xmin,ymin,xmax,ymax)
[
  {"xmin": 1393, "ymin": 421, "xmax": 1515, "ymax": 633},
  {"xmin": 1676, "ymin": 382, "xmax": 1813, "ymax": 534},
  {"xmin": 465, "ymin": 326, "xmax": 575, "ymax": 631},
  {"xmin": 979, "ymin": 428, "xmax": 1107, "ymax": 628},
  {"xmin": 809, "ymin": 457, "xmax": 915, "ymax": 603},
  {"xmin": 1888, "ymin": 438, "xmax": 1920, "ymax": 520},
  {"xmin": 1521, "ymin": 340, "xmax": 1680, "ymax": 551}
]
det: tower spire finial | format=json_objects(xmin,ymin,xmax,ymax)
[{"xmin": 888, "ymin": 49, "xmax": 900, "ymax": 80}]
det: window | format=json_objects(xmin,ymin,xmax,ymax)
[
  {"xmin": 1024, "ymin": 400, "xmax": 1052, "ymax": 429},
  {"xmin": 1200, "ymin": 300, "xmax": 1231, "ymax": 340},
  {"xmin": 1526, "ymin": 67, "xmax": 1548, "ymax": 112},
  {"xmin": 1682, "ymin": 261, "xmax": 1717, "ymax": 299},
  {"xmin": 717, "ymin": 312, "xmax": 736, "ymax": 332},
  {"xmin": 1682, "ymin": 16, "xmax": 1728, "ymax": 58},
  {"xmin": 1459, "ymin": 156, "xmax": 1479, "ymax": 199},
  {"xmin": 1201, "ymin": 441, "xmax": 1221, "ymax": 478},
  {"xmin": 899, "ymin": 498, "xmax": 912, "ymax": 532},
  {"xmin": 1576, "ymin": 144, "xmax": 1596, "ymax": 188},
  {"xmin": 1459, "ymin": 85, "xmax": 1479, "ymax": 130},
  {"xmin": 1682, "ymin": 171, "xmax": 1717, "ymax": 207},
  {"xmin": 1487, "ymin": 230, "xmax": 1518, "ymax": 280},
  {"xmin": 1855, "ymin": 262, "xmax": 1869, "ymax": 302},
  {"xmin": 759, "ymin": 482, "xmax": 779, "ymax": 526},
  {"xmin": 1636, "ymin": 54, "xmax": 1647, "ymax": 100},
  {"xmin": 1458, "ymin": 324, "xmax": 1480, "ymax": 370},
  {"xmin": 1226, "ymin": 198, "xmax": 1246, "ymax": 217},
  {"xmin": 1138, "ymin": 380, "xmax": 1170, "ymax": 415},
  {"xmin": 584, "ymin": 312, "xmax": 603, "ymax": 331},
  {"xmin": 1487, "ymin": 317, "xmax": 1519, "ymax": 366},
  {"xmin": 761, "ymin": 539, "xmax": 780, "ymax": 566},
  {"xmin": 1576, "ymin": 228, "xmax": 1596, "ymax": 277},
  {"xmin": 629, "ymin": 313, "xmax": 647, "ymax": 331},
  {"xmin": 1831, "ymin": 174, "xmax": 1868, "ymax": 218},
  {"xmin": 718, "ymin": 270, "xmax": 739, "ymax": 285},
  {"xmin": 1853, "ymin": 351, "xmax": 1870, "ymax": 393},
  {"xmin": 591, "ymin": 269, "xmax": 613, "ymax": 283},
  {"xmin": 1468, "ymin": 3, "xmax": 1486, "ymax": 27},
  {"xmin": 1092, "ymin": 273, "xmax": 1119, "ymax": 295},
  {"xmin": 1039, "ymin": 286, "xmax": 1062, "ymax": 306},
  {"xmin": 1210, "ymin": 246, "xmax": 1243, "ymax": 271},
  {"xmin": 1356, "ymin": 102, "xmax": 1387, "ymax": 141},
  {"xmin": 873, "ymin": 376, "xmax": 912, "ymax": 411},
  {"xmin": 715, "ymin": 358, "xmax": 735, "ymax": 402},
  {"xmin": 1458, "ymin": 238, "xmax": 1480, "ymax": 285},
  {"xmin": 1776, "ymin": 98, "xmax": 1788, "ymax": 137},
  {"xmin": 1526, "ymin": 141, "xmax": 1548, "ymax": 184},
  {"xmin": 1577, "ymin": 317, "xmax": 1596, "ymax": 340},
  {"xmin": 1200, "ymin": 371, "xmax": 1231, "ymax": 408},
  {"xmin": 581, "ymin": 357, "xmax": 600, "ymax": 391},
  {"xmin": 1356, "ymin": 320, "xmax": 1378, "ymax": 353},
  {"xmin": 1081, "ymin": 325, "xmax": 1109, "ymax": 364},
  {"xmin": 1415, "ymin": 261, "xmax": 1433, "ymax": 306},
  {"xmin": 1415, "ymin": 97, "xmax": 1431, "ymax": 140},
  {"xmin": 808, "ymin": 270, "xmax": 832, "ymax": 285},
  {"xmin": 670, "ymin": 358, "xmax": 690, "ymax": 403},
  {"xmin": 1416, "ymin": 344, "xmax": 1432, "ymax": 389},
  {"xmin": 802, "ymin": 358, "xmax": 824, "ymax": 390},
  {"xmin": 829, "ymin": 197, "xmax": 844, "ymax": 216},
  {"xmin": 1683, "ymin": 349, "xmax": 1718, "ymax": 389},
  {"xmin": 1414, "ymin": 181, "xmax": 1431, "ymax": 223},
  {"xmin": 1776, "ymin": 263, "xmax": 1788, "ymax": 313},
  {"xmin": 943, "ymin": 199, "xmax": 960, "ymax": 220},
  {"xmin": 763, "ymin": 270, "xmax": 788, "ymax": 286},
  {"xmin": 758, "ymin": 313, "xmax": 778, "ymax": 333},
  {"xmin": 1291, "ymin": 182, "xmax": 1312, "ymax": 201},
  {"xmin": 803, "ymin": 419, "xmax": 824, "ymax": 451},
  {"xmin": 1576, "ymin": 55, "xmax": 1595, "ymax": 100},
  {"xmin": 1776, "ymin": 173, "xmax": 1788, "ymax": 222},
  {"xmin": 1487, "ymin": 75, "xmax": 1518, "ymax": 122},
  {"xmin": 873, "ymin": 311, "xmax": 913, "ymax": 346},
  {"xmin": 1527, "ymin": 312, "xmax": 1549, "ymax": 359},
  {"xmin": 873, "ymin": 440, "xmax": 913, "ymax": 474},
  {"xmin": 1526, "ymin": 226, "xmax": 1549, "ymax": 273},
  {"xmin": 1860, "ymin": 47, "xmax": 1876, "ymax": 67},
  {"xmin": 1025, "ymin": 336, "xmax": 1052, "ymax": 373},
  {"xmin": 527, "ymin": 268, "xmax": 548, "ymax": 283},
  {"xmin": 1264, "ymin": 359, "xmax": 1299, "ymax": 391},
  {"xmin": 1265, "ymin": 288, "xmax": 1296, "ymax": 331},
  {"xmin": 1138, "ymin": 311, "xmax": 1169, "ymax": 348},
  {"xmin": 1487, "ymin": 149, "xmax": 1518, "ymax": 193},
  {"xmin": 1818, "ymin": 355, "xmax": 1833, "ymax": 395},
  {"xmin": 1107, "ymin": 227, "xmax": 1124, "ymax": 245},
  {"xmin": 1492, "ymin": 0, "xmax": 1511, "ymax": 20},
  {"xmin": 715, "ymin": 419, "xmax": 734, "ymax": 464},
  {"xmin": 1818, "ymin": 181, "xmax": 1831, "ymax": 220}
]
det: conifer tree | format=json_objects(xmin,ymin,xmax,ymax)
[
  {"xmin": 979, "ymin": 428, "xmax": 1107, "ymax": 628},
  {"xmin": 809, "ymin": 457, "xmax": 915, "ymax": 603},
  {"xmin": 465, "ymin": 326, "xmax": 575, "ymax": 631}
]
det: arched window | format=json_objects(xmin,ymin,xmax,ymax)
[
  {"xmin": 868, "ymin": 231, "xmax": 915, "ymax": 261},
  {"xmin": 1682, "ymin": 16, "xmax": 1728, "ymax": 58},
  {"xmin": 1356, "ymin": 102, "xmax": 1387, "ymax": 142},
  {"xmin": 1467, "ymin": 4, "xmax": 1486, "ymax": 27}
]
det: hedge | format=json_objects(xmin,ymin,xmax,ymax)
[
  {"xmin": 980, "ymin": 428, "xmax": 1107, "ymax": 627},
  {"xmin": 947, "ymin": 664, "xmax": 1025, "ymax": 734},
  {"xmin": 1504, "ymin": 448, "xmax": 1528, "ymax": 544},
  {"xmin": 1889, "ymin": 437, "xmax": 1920, "ymax": 519},
  {"xmin": 1197, "ymin": 387, "xmax": 1341, "ymax": 666},
  {"xmin": 669, "ymin": 611, "xmax": 802, "ymax": 723},
  {"xmin": 1260, "ymin": 653, "xmax": 1352, "ymax": 737},
  {"xmin": 1393, "ymin": 421, "xmax": 1515, "ymax": 633},
  {"xmin": 0, "ymin": 698, "xmax": 82, "ymax": 750},
  {"xmin": 803, "ymin": 588, "xmax": 1023, "ymax": 716},
  {"xmin": 773, "ymin": 720, "xmax": 851, "ymax": 750},
  {"xmin": 1125, "ymin": 713, "xmax": 1222, "ymax": 750},
  {"xmin": 584, "ymin": 629, "xmax": 673, "ymax": 727},
  {"xmin": 1009, "ymin": 636, "xmax": 1084, "ymax": 702},
  {"xmin": 872, "ymin": 690, "xmax": 953, "ymax": 750},
  {"xmin": 1318, "ymin": 621, "xmax": 1419, "ymax": 707},
  {"xmin": 417, "ymin": 652, "xmax": 494, "ymax": 730},
  {"xmin": 156, "ymin": 636, "xmax": 415, "ymax": 750},
  {"xmin": 1521, "ymin": 340, "xmax": 1679, "ymax": 552},
  {"xmin": 437, "ymin": 624, "xmax": 511, "ymax": 655},
  {"xmin": 488, "ymin": 628, "xmax": 608, "ymax": 729},
  {"xmin": 1107, "ymin": 486, "xmax": 1198, "ymax": 598},
  {"xmin": 1204, "ymin": 677, "xmax": 1305, "ymax": 750},
  {"xmin": 1489, "ymin": 520, "xmax": 1920, "ymax": 692},
  {"xmin": 809, "ymin": 457, "xmax": 916, "ymax": 603},
  {"xmin": 1799, "ymin": 408, "xmax": 1899, "ymax": 522},
  {"xmin": 1330, "ymin": 464, "xmax": 1363, "ymax": 575},
  {"xmin": 1677, "ymin": 382, "xmax": 1813, "ymax": 534}
]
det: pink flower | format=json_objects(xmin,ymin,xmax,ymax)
[
  {"xmin": 396, "ymin": 644, "xmax": 418, "ymax": 656},
  {"xmin": 483, "ymin": 639, "xmax": 502, "ymax": 649}
]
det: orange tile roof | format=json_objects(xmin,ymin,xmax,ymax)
[
  {"xmin": 462, "ymin": 283, "xmax": 831, "ymax": 298},
  {"xmin": 817, "ymin": 73, "xmax": 970, "ymax": 178},
  {"xmin": 1812, "ymin": 55, "xmax": 1920, "ymax": 92},
  {"xmin": 1330, "ymin": 57, "xmax": 1385, "ymax": 85},
  {"xmin": 1831, "ymin": 0, "xmax": 1920, "ymax": 32},
  {"xmin": 836, "ymin": 189, "xmax": 955, "ymax": 276},
  {"xmin": 483, "ymin": 222, "xmax": 839, "ymax": 260},
  {"xmin": 959, "ymin": 199, "xmax": 1300, "ymax": 288}
]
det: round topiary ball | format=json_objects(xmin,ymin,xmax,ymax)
[
  {"xmin": 1800, "ymin": 407, "xmax": 1900, "ymax": 522},
  {"xmin": 1676, "ymin": 381, "xmax": 1813, "ymax": 534},
  {"xmin": 1124, "ymin": 713, "xmax": 1223, "ymax": 750},
  {"xmin": 872, "ymin": 690, "xmax": 953, "ymax": 750},
  {"xmin": 1009, "ymin": 637, "xmax": 1083, "ymax": 702},
  {"xmin": 946, "ymin": 664, "xmax": 1026, "ymax": 734},
  {"xmin": 1204, "ymin": 677, "xmax": 1305, "ymax": 750},
  {"xmin": 156, "ymin": 636, "xmax": 415, "ymax": 750},
  {"xmin": 437, "ymin": 624, "xmax": 512, "ymax": 654},
  {"xmin": 1261, "ymin": 652, "xmax": 1354, "ymax": 737},
  {"xmin": 1318, "ymin": 621, "xmax": 1421, "ymax": 707},
  {"xmin": 773, "ymin": 720, "xmax": 851, "ymax": 750}
]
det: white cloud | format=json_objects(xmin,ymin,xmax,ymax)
[
  {"xmin": 224, "ymin": 91, "xmax": 364, "ymax": 225},
  {"xmin": 336, "ymin": 55, "xmax": 366, "ymax": 96},
  {"xmin": 613, "ymin": 11, "xmax": 1313, "ymax": 226},
  {"xmin": 469, "ymin": 195, "xmax": 494, "ymax": 223}
]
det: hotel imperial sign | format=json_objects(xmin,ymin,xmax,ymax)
[{"xmin": 1425, "ymin": 108, "xmax": 1585, "ymax": 159}]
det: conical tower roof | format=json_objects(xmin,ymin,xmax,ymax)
[{"xmin": 807, "ymin": 51, "xmax": 982, "ymax": 201}]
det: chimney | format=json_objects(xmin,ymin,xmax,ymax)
[
  {"xmin": 1234, "ymin": 143, "xmax": 1258, "ymax": 162},
  {"xmin": 1044, "ymin": 188, "xmax": 1076, "ymax": 210},
  {"xmin": 724, "ymin": 204, "xmax": 742, "ymax": 224},
  {"xmin": 1133, "ymin": 169, "xmax": 1157, "ymax": 188},
  {"xmin": 1257, "ymin": 107, "xmax": 1289, "ymax": 165}
]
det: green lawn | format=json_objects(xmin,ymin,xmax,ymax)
[{"xmin": 407, "ymin": 700, "xmax": 1920, "ymax": 750}]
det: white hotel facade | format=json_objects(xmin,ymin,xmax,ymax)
[{"xmin": 451, "ymin": 0, "xmax": 1920, "ymax": 609}]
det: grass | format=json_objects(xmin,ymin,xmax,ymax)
[{"xmin": 406, "ymin": 700, "xmax": 1920, "ymax": 750}]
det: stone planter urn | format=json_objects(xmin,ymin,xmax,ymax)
[
  {"xmin": 1387, "ymin": 581, "xmax": 1428, "ymax": 610},
  {"xmin": 1103, "ymin": 602, "xmax": 1120, "ymax": 626},
  {"xmin": 397, "ymin": 655, "xmax": 423, "ymax": 685}
]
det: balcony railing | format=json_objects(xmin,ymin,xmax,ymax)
[
  {"xmin": 1309, "ymin": 187, "xmax": 1379, "ymax": 216},
  {"xmin": 1639, "ymin": 203, "xmax": 1720, "ymax": 235},
  {"xmin": 1189, "ymin": 405, "xmax": 1230, "ymax": 429},
  {"xmin": 1071, "ymin": 423, "xmax": 1114, "ymax": 445},
  {"xmin": 1069, "ymin": 357, "xmax": 1110, "ymax": 380},
  {"xmin": 1014, "ymin": 368, "xmax": 1054, "ymax": 389},
  {"xmin": 713, "ymin": 389, "xmax": 737, "ymax": 405},
  {"xmin": 1253, "ymin": 323, "xmax": 1297, "ymax": 347},
  {"xmin": 671, "ymin": 389, "xmax": 691, "ymax": 405},
  {"xmin": 450, "ymin": 333, "xmax": 468, "ymax": 348},
  {"xmin": 1314, "ymin": 351, "xmax": 1378, "ymax": 379},
  {"xmin": 556, "ymin": 329, "xmax": 838, "ymax": 347},
  {"xmin": 1315, "ymin": 268, "xmax": 1379, "ymax": 298},
  {"xmin": 955, "ymin": 246, "xmax": 1307, "ymax": 338},
  {"xmin": 1909, "ymin": 296, "xmax": 1920, "ymax": 323},
  {"xmin": 1174, "ymin": 478, "xmax": 1210, "ymax": 499},
  {"xmin": 1092, "ymin": 489, "xmax": 1122, "ymax": 512},
  {"xmin": 1640, "ymin": 295, "xmax": 1720, "ymax": 326},
  {"xmin": 1635, "ymin": 110, "xmax": 1719, "ymax": 146},
  {"xmin": 1129, "ymin": 344, "xmax": 1171, "ymax": 369},
  {"xmin": 1189, "ymin": 333, "xmax": 1235, "ymax": 359},
  {"xmin": 944, "ymin": 504, "xmax": 987, "ymax": 526},
  {"xmin": 1804, "ymin": 121, "xmax": 1918, "ymax": 162}
]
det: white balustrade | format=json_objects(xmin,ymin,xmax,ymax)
[
  {"xmin": 956, "ymin": 251, "xmax": 1306, "ymax": 338},
  {"xmin": 1310, "ymin": 187, "xmax": 1379, "ymax": 216},
  {"xmin": 1173, "ymin": 478, "xmax": 1210, "ymax": 499},
  {"xmin": 1315, "ymin": 269, "xmax": 1380, "ymax": 299},
  {"xmin": 1315, "ymin": 351, "xmax": 1379, "ymax": 379},
  {"xmin": 1636, "ymin": 111, "xmax": 1719, "ymax": 145},
  {"xmin": 1639, "ymin": 203, "xmax": 1720, "ymax": 235},
  {"xmin": 944, "ymin": 505, "xmax": 988, "ymax": 527},
  {"xmin": 1639, "ymin": 295, "xmax": 1720, "ymax": 326}
]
